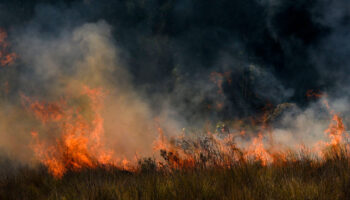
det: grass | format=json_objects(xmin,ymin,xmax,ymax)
[{"xmin": 1, "ymin": 147, "xmax": 350, "ymax": 200}]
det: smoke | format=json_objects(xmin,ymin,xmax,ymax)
[
  {"xmin": 0, "ymin": 0, "xmax": 349, "ymax": 164},
  {"xmin": 0, "ymin": 19, "xmax": 161, "ymax": 163}
]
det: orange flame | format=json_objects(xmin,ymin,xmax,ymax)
[
  {"xmin": 324, "ymin": 111, "xmax": 345, "ymax": 147},
  {"xmin": 245, "ymin": 133, "xmax": 272, "ymax": 165},
  {"xmin": 21, "ymin": 86, "xmax": 350, "ymax": 177},
  {"xmin": 23, "ymin": 86, "xmax": 116, "ymax": 177},
  {"xmin": 0, "ymin": 29, "xmax": 17, "ymax": 67}
]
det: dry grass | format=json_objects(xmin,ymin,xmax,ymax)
[{"xmin": 1, "ymin": 147, "xmax": 350, "ymax": 200}]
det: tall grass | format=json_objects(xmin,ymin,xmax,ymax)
[{"xmin": 1, "ymin": 146, "xmax": 350, "ymax": 200}]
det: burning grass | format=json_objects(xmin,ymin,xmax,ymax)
[
  {"xmin": 1, "ymin": 35, "xmax": 348, "ymax": 197},
  {"xmin": 4, "ymin": 95, "xmax": 350, "ymax": 199},
  {"xmin": 1, "ymin": 82, "xmax": 345, "ymax": 199},
  {"xmin": 3, "ymin": 86, "xmax": 349, "ymax": 199},
  {"xmin": 2, "ymin": 146, "xmax": 350, "ymax": 200}
]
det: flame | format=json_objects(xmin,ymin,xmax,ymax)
[
  {"xmin": 22, "ymin": 86, "xmax": 116, "ymax": 177},
  {"xmin": 318, "ymin": 97, "xmax": 347, "ymax": 154},
  {"xmin": 0, "ymin": 29, "xmax": 17, "ymax": 67},
  {"xmin": 245, "ymin": 133, "xmax": 272, "ymax": 165},
  {"xmin": 151, "ymin": 91, "xmax": 349, "ymax": 168},
  {"xmin": 324, "ymin": 113, "xmax": 345, "ymax": 147},
  {"xmin": 306, "ymin": 89, "xmax": 326, "ymax": 99},
  {"xmin": 20, "ymin": 86, "xmax": 350, "ymax": 177},
  {"xmin": 303, "ymin": 90, "xmax": 347, "ymax": 155},
  {"xmin": 153, "ymin": 119, "xmax": 197, "ymax": 169}
]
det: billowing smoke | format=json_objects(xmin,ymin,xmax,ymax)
[
  {"xmin": 0, "ymin": 20, "xmax": 160, "ymax": 164},
  {"xmin": 0, "ymin": 0, "xmax": 349, "ymax": 166}
]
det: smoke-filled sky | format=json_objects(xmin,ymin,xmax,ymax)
[
  {"xmin": 0, "ymin": 0, "xmax": 349, "ymax": 162},
  {"xmin": 1, "ymin": 0, "xmax": 349, "ymax": 116}
]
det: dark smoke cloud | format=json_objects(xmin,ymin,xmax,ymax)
[{"xmin": 0, "ymin": 0, "xmax": 349, "ymax": 124}]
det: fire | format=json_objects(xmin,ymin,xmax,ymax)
[
  {"xmin": 153, "ymin": 120, "xmax": 198, "ymax": 169},
  {"xmin": 306, "ymin": 89, "xmax": 326, "ymax": 99},
  {"xmin": 152, "ymin": 90, "xmax": 350, "ymax": 168},
  {"xmin": 304, "ymin": 90, "xmax": 347, "ymax": 154},
  {"xmin": 0, "ymin": 29, "xmax": 17, "ymax": 67},
  {"xmin": 313, "ymin": 107, "xmax": 347, "ymax": 159},
  {"xmin": 316, "ymin": 93, "xmax": 347, "ymax": 155},
  {"xmin": 22, "ymin": 86, "xmax": 115, "ymax": 177},
  {"xmin": 20, "ymin": 84, "xmax": 349, "ymax": 177},
  {"xmin": 324, "ymin": 113, "xmax": 345, "ymax": 147},
  {"xmin": 320, "ymin": 96, "xmax": 345, "ymax": 147},
  {"xmin": 245, "ymin": 133, "xmax": 272, "ymax": 165}
]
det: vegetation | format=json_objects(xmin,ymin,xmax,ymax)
[{"xmin": 1, "ymin": 147, "xmax": 350, "ymax": 200}]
